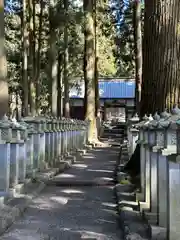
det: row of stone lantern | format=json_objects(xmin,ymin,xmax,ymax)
[
  {"xmin": 0, "ymin": 116, "xmax": 89, "ymax": 198},
  {"xmin": 129, "ymin": 107, "xmax": 180, "ymax": 240}
]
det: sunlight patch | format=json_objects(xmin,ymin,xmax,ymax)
[
  {"xmin": 101, "ymin": 202, "xmax": 116, "ymax": 207},
  {"xmin": 61, "ymin": 189, "xmax": 84, "ymax": 194},
  {"xmin": 83, "ymin": 155, "xmax": 94, "ymax": 159},
  {"xmin": 73, "ymin": 164, "xmax": 88, "ymax": 168},
  {"xmin": 50, "ymin": 196, "xmax": 68, "ymax": 205},
  {"xmin": 95, "ymin": 218, "xmax": 116, "ymax": 224},
  {"xmin": 56, "ymin": 173, "xmax": 75, "ymax": 178},
  {"xmin": 79, "ymin": 230, "xmax": 106, "ymax": 239},
  {"xmin": 87, "ymin": 169, "xmax": 113, "ymax": 173},
  {"xmin": 99, "ymin": 177, "xmax": 113, "ymax": 181}
]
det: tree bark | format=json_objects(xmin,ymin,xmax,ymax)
[
  {"xmin": 141, "ymin": 0, "xmax": 180, "ymax": 116},
  {"xmin": 0, "ymin": 0, "xmax": 8, "ymax": 119},
  {"xmin": 94, "ymin": 0, "xmax": 101, "ymax": 137},
  {"xmin": 126, "ymin": 0, "xmax": 180, "ymax": 176},
  {"xmin": 49, "ymin": 0, "xmax": 58, "ymax": 117},
  {"xmin": 22, "ymin": 0, "xmax": 29, "ymax": 116},
  {"xmin": 133, "ymin": 0, "xmax": 142, "ymax": 115},
  {"xmin": 57, "ymin": 53, "xmax": 63, "ymax": 118},
  {"xmin": 28, "ymin": 0, "xmax": 36, "ymax": 116},
  {"xmin": 93, "ymin": 0, "xmax": 99, "ymax": 117},
  {"xmin": 84, "ymin": 0, "xmax": 97, "ymax": 142},
  {"xmin": 35, "ymin": 0, "xmax": 43, "ymax": 115},
  {"xmin": 63, "ymin": 0, "xmax": 70, "ymax": 118}
]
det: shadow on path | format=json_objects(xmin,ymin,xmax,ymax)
[{"xmin": 1, "ymin": 141, "xmax": 123, "ymax": 240}]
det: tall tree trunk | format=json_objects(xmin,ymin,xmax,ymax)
[
  {"xmin": 0, "ymin": 0, "xmax": 8, "ymax": 119},
  {"xmin": 125, "ymin": 0, "xmax": 180, "ymax": 176},
  {"xmin": 84, "ymin": 0, "xmax": 97, "ymax": 142},
  {"xmin": 63, "ymin": 0, "xmax": 70, "ymax": 118},
  {"xmin": 22, "ymin": 0, "xmax": 29, "ymax": 116},
  {"xmin": 94, "ymin": 0, "xmax": 101, "ymax": 137},
  {"xmin": 49, "ymin": 0, "xmax": 58, "ymax": 117},
  {"xmin": 133, "ymin": 0, "xmax": 142, "ymax": 115},
  {"xmin": 36, "ymin": 0, "xmax": 43, "ymax": 115},
  {"xmin": 57, "ymin": 53, "xmax": 63, "ymax": 118},
  {"xmin": 94, "ymin": 0, "xmax": 99, "ymax": 117},
  {"xmin": 141, "ymin": 0, "xmax": 180, "ymax": 116},
  {"xmin": 83, "ymin": 54, "xmax": 87, "ymax": 118},
  {"xmin": 28, "ymin": 0, "xmax": 36, "ymax": 116}
]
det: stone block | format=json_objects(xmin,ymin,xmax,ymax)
[
  {"xmin": 136, "ymin": 192, "xmax": 145, "ymax": 202},
  {"xmin": 157, "ymin": 154, "xmax": 168, "ymax": 228},
  {"xmin": 144, "ymin": 147, "xmax": 150, "ymax": 209},
  {"xmin": 77, "ymin": 149, "xmax": 86, "ymax": 155},
  {"xmin": 84, "ymin": 144, "xmax": 93, "ymax": 150},
  {"xmin": 151, "ymin": 225, "xmax": 166, "ymax": 240},
  {"xmin": 143, "ymin": 210, "xmax": 157, "ymax": 225},
  {"xmin": 150, "ymin": 151, "xmax": 158, "ymax": 214},
  {"xmin": 58, "ymin": 162, "xmax": 66, "ymax": 170},
  {"xmin": 139, "ymin": 201, "xmax": 150, "ymax": 212},
  {"xmin": 65, "ymin": 155, "xmax": 76, "ymax": 164},
  {"xmin": 118, "ymin": 200, "xmax": 139, "ymax": 210},
  {"xmin": 13, "ymin": 178, "xmax": 32, "ymax": 195},
  {"xmin": 35, "ymin": 168, "xmax": 59, "ymax": 181},
  {"xmin": 168, "ymin": 160, "xmax": 180, "ymax": 240},
  {"xmin": 115, "ymin": 183, "xmax": 135, "ymax": 193},
  {"xmin": 117, "ymin": 191, "xmax": 135, "ymax": 201},
  {"xmin": 140, "ymin": 145, "xmax": 146, "ymax": 202}
]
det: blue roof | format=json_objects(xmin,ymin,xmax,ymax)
[
  {"xmin": 70, "ymin": 80, "xmax": 135, "ymax": 99},
  {"xmin": 99, "ymin": 80, "xmax": 135, "ymax": 98}
]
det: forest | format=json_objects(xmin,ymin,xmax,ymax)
[
  {"xmin": 3, "ymin": 0, "xmax": 134, "ymax": 115},
  {"xmin": 1, "ymin": 0, "xmax": 180, "ymax": 141}
]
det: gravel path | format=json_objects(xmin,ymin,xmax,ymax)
[{"xmin": 1, "ymin": 144, "xmax": 123, "ymax": 240}]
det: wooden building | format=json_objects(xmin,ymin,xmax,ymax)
[{"xmin": 69, "ymin": 78, "xmax": 135, "ymax": 121}]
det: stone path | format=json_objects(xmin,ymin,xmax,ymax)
[{"xmin": 1, "ymin": 142, "xmax": 123, "ymax": 239}]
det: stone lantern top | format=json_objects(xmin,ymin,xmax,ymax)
[
  {"xmin": 152, "ymin": 107, "xmax": 180, "ymax": 130},
  {"xmin": 148, "ymin": 112, "xmax": 160, "ymax": 129},
  {"xmin": 142, "ymin": 114, "xmax": 153, "ymax": 129},
  {"xmin": 130, "ymin": 113, "xmax": 140, "ymax": 123},
  {"xmin": 157, "ymin": 110, "xmax": 172, "ymax": 129},
  {"xmin": 167, "ymin": 106, "xmax": 180, "ymax": 129},
  {"xmin": 128, "ymin": 113, "xmax": 140, "ymax": 127},
  {"xmin": 133, "ymin": 114, "xmax": 152, "ymax": 130},
  {"xmin": 160, "ymin": 109, "xmax": 171, "ymax": 119},
  {"xmin": 159, "ymin": 106, "xmax": 180, "ymax": 129}
]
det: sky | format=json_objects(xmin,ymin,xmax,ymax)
[
  {"xmin": 5, "ymin": 0, "xmax": 21, "ymax": 13},
  {"xmin": 5, "ymin": 0, "xmax": 83, "ymax": 13}
]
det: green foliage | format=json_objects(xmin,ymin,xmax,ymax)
[
  {"xmin": 5, "ymin": 14, "xmax": 21, "ymax": 90},
  {"xmin": 5, "ymin": 0, "xmax": 138, "ymax": 110},
  {"xmin": 112, "ymin": 0, "xmax": 135, "ymax": 77}
]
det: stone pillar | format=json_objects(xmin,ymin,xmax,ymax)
[
  {"xmin": 0, "ymin": 123, "xmax": 11, "ymax": 195},
  {"xmin": 168, "ymin": 157, "xmax": 180, "ymax": 240},
  {"xmin": 139, "ymin": 128, "xmax": 151, "ymax": 211},
  {"xmin": 127, "ymin": 114, "xmax": 139, "ymax": 156},
  {"xmin": 129, "ymin": 128, "xmax": 139, "ymax": 156},
  {"xmin": 135, "ymin": 116, "xmax": 151, "ymax": 202}
]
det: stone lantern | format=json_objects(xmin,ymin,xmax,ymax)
[
  {"xmin": 148, "ymin": 112, "xmax": 161, "ymax": 217},
  {"xmin": 135, "ymin": 115, "xmax": 152, "ymax": 202},
  {"xmin": 127, "ymin": 114, "xmax": 140, "ymax": 157},
  {"xmin": 152, "ymin": 110, "xmax": 171, "ymax": 229},
  {"xmin": 176, "ymin": 119, "xmax": 180, "ymax": 155},
  {"xmin": 140, "ymin": 113, "xmax": 162, "ymax": 222},
  {"xmin": 162, "ymin": 106, "xmax": 180, "ymax": 155}
]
